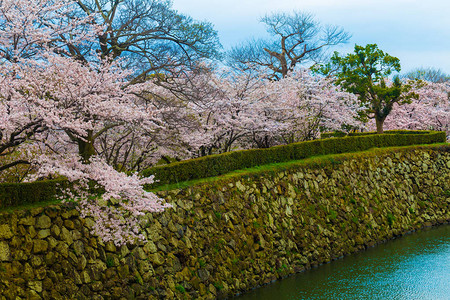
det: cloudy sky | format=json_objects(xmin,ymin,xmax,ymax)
[{"xmin": 172, "ymin": 0, "xmax": 450, "ymax": 74}]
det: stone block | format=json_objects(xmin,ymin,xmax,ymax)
[
  {"xmin": 0, "ymin": 224, "xmax": 14, "ymax": 239},
  {"xmin": 0, "ymin": 241, "xmax": 11, "ymax": 261},
  {"xmin": 36, "ymin": 215, "xmax": 52, "ymax": 229},
  {"xmin": 33, "ymin": 240, "xmax": 49, "ymax": 254}
]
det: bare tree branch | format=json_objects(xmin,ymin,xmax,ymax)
[{"xmin": 228, "ymin": 11, "xmax": 350, "ymax": 79}]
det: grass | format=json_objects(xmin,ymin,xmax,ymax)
[{"xmin": 0, "ymin": 199, "xmax": 62, "ymax": 213}]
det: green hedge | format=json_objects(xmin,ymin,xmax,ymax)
[
  {"xmin": 321, "ymin": 131, "xmax": 347, "ymax": 138},
  {"xmin": 321, "ymin": 130, "xmax": 435, "ymax": 139},
  {"xmin": 0, "ymin": 179, "xmax": 68, "ymax": 209},
  {"xmin": 348, "ymin": 130, "xmax": 435, "ymax": 136},
  {"xmin": 0, "ymin": 130, "xmax": 446, "ymax": 208},
  {"xmin": 142, "ymin": 130, "xmax": 446, "ymax": 187}
]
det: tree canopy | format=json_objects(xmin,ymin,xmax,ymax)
[
  {"xmin": 70, "ymin": 0, "xmax": 222, "ymax": 80},
  {"xmin": 0, "ymin": 0, "xmax": 170, "ymax": 244},
  {"xmin": 228, "ymin": 11, "xmax": 350, "ymax": 79},
  {"xmin": 402, "ymin": 67, "xmax": 449, "ymax": 83},
  {"xmin": 318, "ymin": 44, "xmax": 418, "ymax": 133}
]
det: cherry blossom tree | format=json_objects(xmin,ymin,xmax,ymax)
[
  {"xmin": 0, "ymin": 0, "xmax": 94, "ymax": 171},
  {"xmin": 381, "ymin": 81, "xmax": 449, "ymax": 139},
  {"xmin": 255, "ymin": 70, "xmax": 363, "ymax": 145},
  {"xmin": 155, "ymin": 68, "xmax": 364, "ymax": 155},
  {"xmin": 0, "ymin": 0, "xmax": 170, "ymax": 245}
]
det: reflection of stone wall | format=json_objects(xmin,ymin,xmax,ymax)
[{"xmin": 0, "ymin": 146, "xmax": 449, "ymax": 299}]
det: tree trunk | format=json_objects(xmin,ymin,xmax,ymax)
[
  {"xmin": 375, "ymin": 118, "xmax": 385, "ymax": 134},
  {"xmin": 78, "ymin": 130, "xmax": 96, "ymax": 162}
]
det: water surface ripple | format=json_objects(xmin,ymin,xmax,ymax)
[{"xmin": 236, "ymin": 225, "xmax": 450, "ymax": 300}]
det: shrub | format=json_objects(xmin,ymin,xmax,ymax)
[
  {"xmin": 321, "ymin": 131, "xmax": 347, "ymax": 138},
  {"xmin": 142, "ymin": 130, "xmax": 446, "ymax": 187},
  {"xmin": 0, "ymin": 179, "xmax": 68, "ymax": 209}
]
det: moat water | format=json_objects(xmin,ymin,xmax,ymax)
[{"xmin": 236, "ymin": 225, "xmax": 450, "ymax": 300}]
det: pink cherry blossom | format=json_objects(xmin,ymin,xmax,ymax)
[{"xmin": 0, "ymin": 0, "xmax": 170, "ymax": 245}]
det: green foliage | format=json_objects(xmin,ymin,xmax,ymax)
[
  {"xmin": 0, "ymin": 132, "xmax": 446, "ymax": 208},
  {"xmin": 252, "ymin": 221, "xmax": 261, "ymax": 228},
  {"xmin": 0, "ymin": 178, "xmax": 105, "ymax": 209},
  {"xmin": 214, "ymin": 238, "xmax": 226, "ymax": 252},
  {"xmin": 175, "ymin": 285, "xmax": 186, "ymax": 294},
  {"xmin": 213, "ymin": 282, "xmax": 224, "ymax": 290},
  {"xmin": 142, "ymin": 130, "xmax": 445, "ymax": 187},
  {"xmin": 317, "ymin": 44, "xmax": 418, "ymax": 133},
  {"xmin": 327, "ymin": 44, "xmax": 402, "ymax": 92},
  {"xmin": 418, "ymin": 200, "xmax": 428, "ymax": 209},
  {"xmin": 106, "ymin": 257, "xmax": 115, "ymax": 267},
  {"xmin": 134, "ymin": 271, "xmax": 143, "ymax": 285},
  {"xmin": 0, "ymin": 179, "xmax": 68, "ymax": 209},
  {"xmin": 198, "ymin": 258, "xmax": 206, "ymax": 268},
  {"xmin": 321, "ymin": 131, "xmax": 347, "ymax": 138},
  {"xmin": 276, "ymin": 263, "xmax": 289, "ymax": 274},
  {"xmin": 213, "ymin": 211, "xmax": 222, "ymax": 220},
  {"xmin": 327, "ymin": 209, "xmax": 338, "ymax": 220},
  {"xmin": 387, "ymin": 213, "xmax": 396, "ymax": 226}
]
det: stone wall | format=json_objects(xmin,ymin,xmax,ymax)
[{"xmin": 0, "ymin": 146, "xmax": 449, "ymax": 299}]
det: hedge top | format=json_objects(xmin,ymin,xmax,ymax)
[{"xmin": 141, "ymin": 130, "xmax": 446, "ymax": 188}]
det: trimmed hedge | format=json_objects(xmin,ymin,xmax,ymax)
[
  {"xmin": 0, "ymin": 130, "xmax": 446, "ymax": 207},
  {"xmin": 348, "ymin": 130, "xmax": 435, "ymax": 136},
  {"xmin": 142, "ymin": 130, "xmax": 446, "ymax": 187},
  {"xmin": 320, "ymin": 131, "xmax": 347, "ymax": 138},
  {"xmin": 321, "ymin": 130, "xmax": 436, "ymax": 139},
  {"xmin": 0, "ymin": 179, "xmax": 68, "ymax": 209}
]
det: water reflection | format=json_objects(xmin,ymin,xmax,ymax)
[{"xmin": 236, "ymin": 225, "xmax": 450, "ymax": 300}]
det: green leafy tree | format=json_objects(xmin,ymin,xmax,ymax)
[{"xmin": 319, "ymin": 44, "xmax": 418, "ymax": 133}]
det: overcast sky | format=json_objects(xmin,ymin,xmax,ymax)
[{"xmin": 172, "ymin": 0, "xmax": 450, "ymax": 74}]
